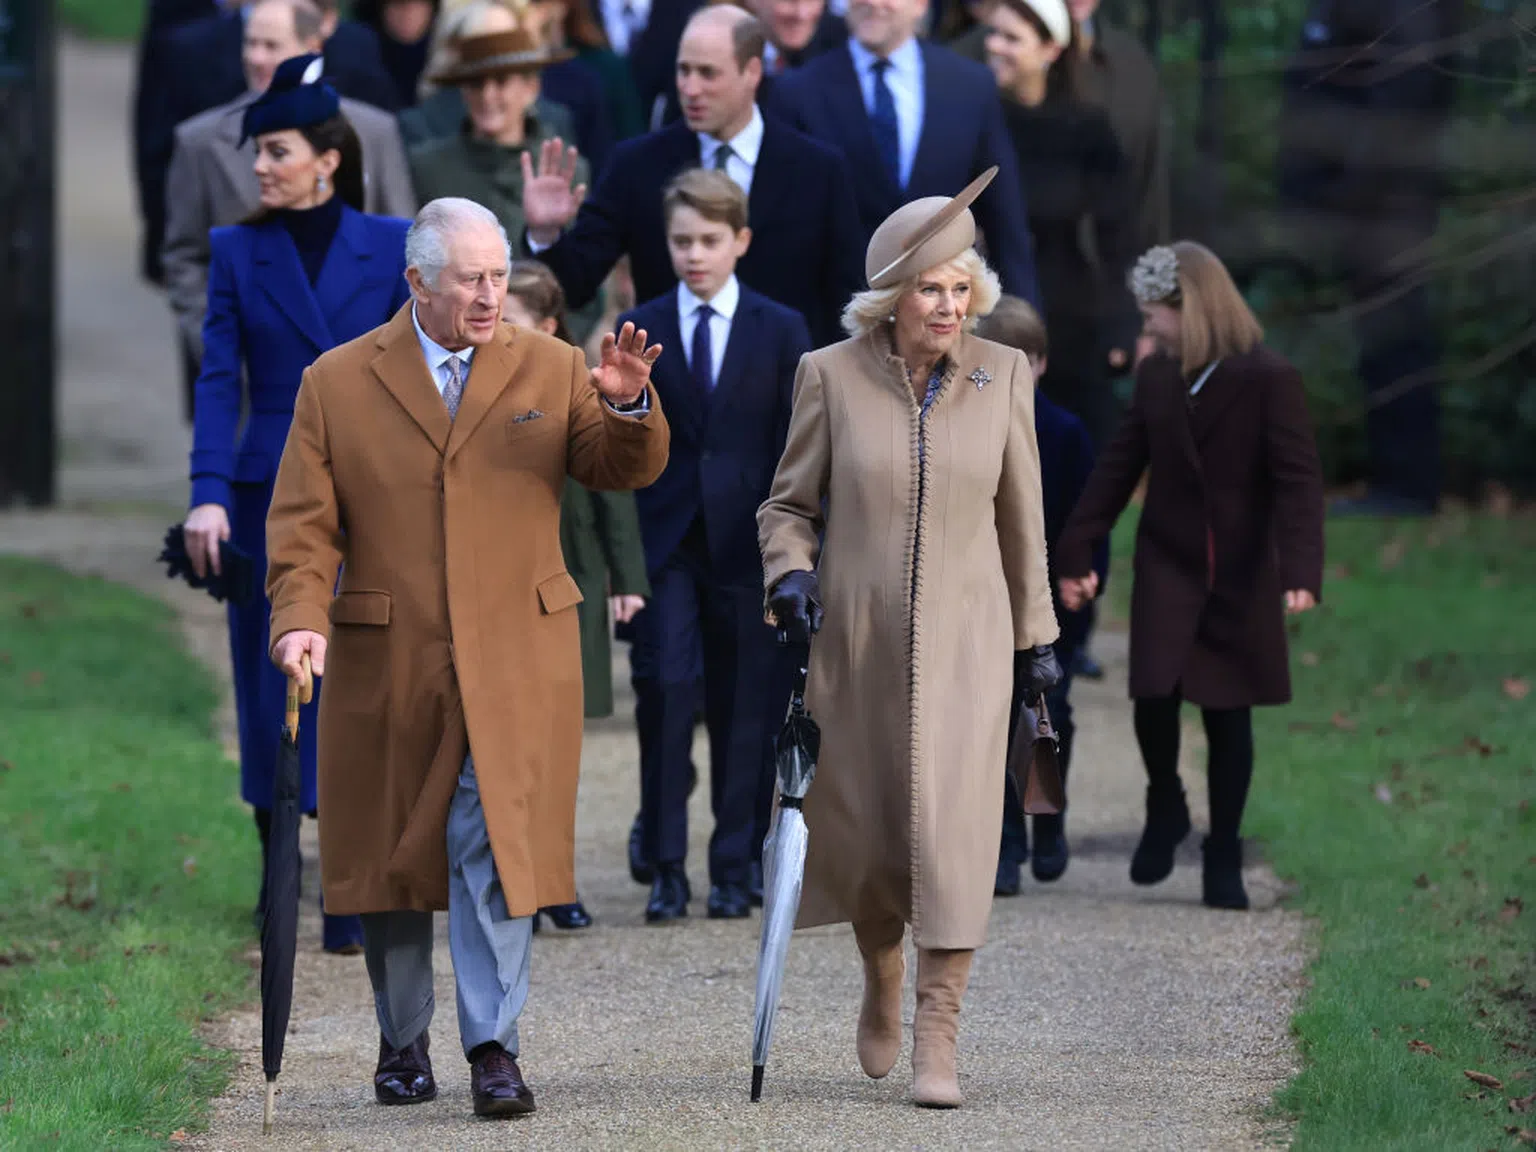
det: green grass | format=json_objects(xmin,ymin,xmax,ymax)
[
  {"xmin": 1108, "ymin": 512, "xmax": 1535, "ymax": 1149},
  {"xmin": 59, "ymin": 0, "xmax": 146, "ymax": 41},
  {"xmin": 0, "ymin": 559, "xmax": 257, "ymax": 1150}
]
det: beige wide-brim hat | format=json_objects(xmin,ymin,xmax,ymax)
[{"xmin": 865, "ymin": 167, "xmax": 998, "ymax": 290}]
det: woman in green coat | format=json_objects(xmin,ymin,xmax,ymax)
[
  {"xmin": 504, "ymin": 260, "xmax": 651, "ymax": 929},
  {"xmin": 405, "ymin": 22, "xmax": 606, "ymax": 343}
]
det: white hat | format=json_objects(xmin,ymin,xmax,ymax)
[{"xmin": 997, "ymin": 0, "xmax": 1072, "ymax": 45}]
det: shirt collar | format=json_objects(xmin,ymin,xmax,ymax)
[
  {"xmin": 412, "ymin": 303, "xmax": 476, "ymax": 370},
  {"xmin": 848, "ymin": 35, "xmax": 920, "ymax": 77},
  {"xmin": 699, "ymin": 104, "xmax": 764, "ymax": 168},
  {"xmin": 678, "ymin": 274, "xmax": 740, "ymax": 322}
]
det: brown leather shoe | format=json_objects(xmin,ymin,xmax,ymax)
[
  {"xmin": 374, "ymin": 1031, "xmax": 437, "ymax": 1105},
  {"xmin": 471, "ymin": 1047, "xmax": 536, "ymax": 1117}
]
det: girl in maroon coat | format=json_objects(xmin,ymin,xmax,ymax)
[{"xmin": 1056, "ymin": 241, "xmax": 1325, "ymax": 909}]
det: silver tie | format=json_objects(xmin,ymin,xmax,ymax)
[{"xmin": 443, "ymin": 355, "xmax": 465, "ymax": 420}]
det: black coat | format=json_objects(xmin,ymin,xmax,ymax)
[
  {"xmin": 536, "ymin": 117, "xmax": 864, "ymax": 349},
  {"xmin": 1057, "ymin": 347, "xmax": 1326, "ymax": 708}
]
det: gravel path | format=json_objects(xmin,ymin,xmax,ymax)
[{"xmin": 4, "ymin": 37, "xmax": 1307, "ymax": 1151}]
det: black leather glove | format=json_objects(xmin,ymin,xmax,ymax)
[
  {"xmin": 767, "ymin": 570, "xmax": 823, "ymax": 641},
  {"xmin": 1019, "ymin": 644, "xmax": 1062, "ymax": 696}
]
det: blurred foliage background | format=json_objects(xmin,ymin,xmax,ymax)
[{"xmin": 1100, "ymin": 0, "xmax": 1536, "ymax": 497}]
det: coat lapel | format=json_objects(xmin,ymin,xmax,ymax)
[
  {"xmin": 253, "ymin": 223, "xmax": 336, "ymax": 354},
  {"xmin": 708, "ymin": 296, "xmax": 758, "ymax": 434},
  {"xmin": 370, "ymin": 307, "xmax": 452, "ymax": 453},
  {"xmin": 648, "ymin": 297, "xmax": 702, "ymax": 442},
  {"xmin": 444, "ymin": 328, "xmax": 521, "ymax": 462},
  {"xmin": 314, "ymin": 207, "xmax": 383, "ymax": 328},
  {"xmin": 824, "ymin": 49, "xmax": 899, "ymax": 201},
  {"xmin": 909, "ymin": 44, "xmax": 947, "ymax": 193},
  {"xmin": 1188, "ymin": 360, "xmax": 1243, "ymax": 444}
]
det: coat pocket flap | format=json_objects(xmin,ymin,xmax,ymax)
[
  {"xmin": 536, "ymin": 571, "xmax": 584, "ymax": 614},
  {"xmin": 330, "ymin": 590, "xmax": 392, "ymax": 626}
]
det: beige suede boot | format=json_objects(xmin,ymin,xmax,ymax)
[
  {"xmin": 910, "ymin": 948, "xmax": 974, "ymax": 1108},
  {"xmin": 852, "ymin": 918, "xmax": 906, "ymax": 1079}
]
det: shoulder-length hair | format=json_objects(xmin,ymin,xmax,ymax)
[
  {"xmin": 1169, "ymin": 240, "xmax": 1263, "ymax": 376},
  {"xmin": 841, "ymin": 247, "xmax": 1002, "ymax": 339}
]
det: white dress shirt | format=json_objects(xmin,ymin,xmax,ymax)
[
  {"xmin": 413, "ymin": 305, "xmax": 649, "ymax": 413},
  {"xmin": 847, "ymin": 37, "xmax": 924, "ymax": 190},
  {"xmin": 601, "ymin": 0, "xmax": 651, "ymax": 55},
  {"xmin": 678, "ymin": 274, "xmax": 739, "ymax": 388},
  {"xmin": 412, "ymin": 304, "xmax": 475, "ymax": 398},
  {"xmin": 697, "ymin": 105, "xmax": 764, "ymax": 198}
]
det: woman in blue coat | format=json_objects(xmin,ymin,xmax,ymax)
[{"xmin": 180, "ymin": 55, "xmax": 412, "ymax": 953}]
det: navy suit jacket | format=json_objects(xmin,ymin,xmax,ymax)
[
  {"xmin": 620, "ymin": 285, "xmax": 810, "ymax": 584},
  {"xmin": 538, "ymin": 116, "xmax": 864, "ymax": 349},
  {"xmin": 776, "ymin": 41, "xmax": 1042, "ymax": 309},
  {"xmin": 1035, "ymin": 389, "xmax": 1109, "ymax": 652},
  {"xmin": 190, "ymin": 208, "xmax": 412, "ymax": 510}
]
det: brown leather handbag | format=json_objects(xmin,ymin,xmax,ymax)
[{"xmin": 1007, "ymin": 692, "xmax": 1066, "ymax": 815}]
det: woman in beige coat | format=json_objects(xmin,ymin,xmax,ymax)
[{"xmin": 757, "ymin": 170, "xmax": 1061, "ymax": 1109}]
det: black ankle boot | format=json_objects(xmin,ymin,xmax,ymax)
[
  {"xmin": 1129, "ymin": 785, "xmax": 1191, "ymax": 886},
  {"xmin": 1201, "ymin": 837, "xmax": 1249, "ymax": 910},
  {"xmin": 1030, "ymin": 813, "xmax": 1069, "ymax": 882}
]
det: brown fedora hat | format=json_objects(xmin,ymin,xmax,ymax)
[
  {"xmin": 865, "ymin": 167, "xmax": 998, "ymax": 289},
  {"xmin": 428, "ymin": 28, "xmax": 572, "ymax": 85}
]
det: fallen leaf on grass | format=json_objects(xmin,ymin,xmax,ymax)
[
  {"xmin": 1505, "ymin": 1126, "xmax": 1536, "ymax": 1146},
  {"xmin": 182, "ymin": 856, "xmax": 198, "ymax": 877},
  {"xmin": 111, "ymin": 782, "xmax": 131, "ymax": 793},
  {"xmin": 1512, "ymin": 1094, "xmax": 1536, "ymax": 1114},
  {"xmin": 1331, "ymin": 711, "xmax": 1358, "ymax": 732},
  {"xmin": 1449, "ymin": 840, "xmax": 1470, "ymax": 855},
  {"xmin": 1415, "ymin": 977, "xmax": 1432, "ymax": 990},
  {"xmin": 169, "ymin": 1131, "xmax": 188, "ymax": 1144},
  {"xmin": 1379, "ymin": 537, "xmax": 1407, "ymax": 570},
  {"xmin": 24, "ymin": 671, "xmax": 44, "ymax": 686},
  {"xmin": 1415, "ymin": 873, "xmax": 1432, "ymax": 889},
  {"xmin": 1301, "ymin": 651, "xmax": 1320, "ymax": 667},
  {"xmin": 1375, "ymin": 784, "xmax": 1394, "ymax": 804},
  {"xmin": 1482, "ymin": 571, "xmax": 1505, "ymax": 589},
  {"xmin": 1409, "ymin": 1039, "xmax": 1439, "ymax": 1056},
  {"xmin": 1466, "ymin": 1070, "xmax": 1504, "ymax": 1090},
  {"xmin": 1504, "ymin": 677, "xmax": 1530, "ymax": 701},
  {"xmin": 1500, "ymin": 898, "xmax": 1524, "ymax": 923}
]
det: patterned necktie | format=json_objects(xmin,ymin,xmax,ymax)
[
  {"xmin": 690, "ymin": 304, "xmax": 714, "ymax": 397},
  {"xmin": 443, "ymin": 355, "xmax": 465, "ymax": 420},
  {"xmin": 713, "ymin": 143, "xmax": 733, "ymax": 171},
  {"xmin": 870, "ymin": 58, "xmax": 901, "ymax": 189}
]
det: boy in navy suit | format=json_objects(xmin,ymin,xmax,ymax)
[
  {"xmin": 622, "ymin": 168, "xmax": 812, "ymax": 922},
  {"xmin": 976, "ymin": 296, "xmax": 1110, "ymax": 894}
]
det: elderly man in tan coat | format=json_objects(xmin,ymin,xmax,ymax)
[{"xmin": 265, "ymin": 197, "xmax": 668, "ymax": 1118}]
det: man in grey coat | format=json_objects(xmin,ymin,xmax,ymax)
[{"xmin": 162, "ymin": 0, "xmax": 416, "ymax": 412}]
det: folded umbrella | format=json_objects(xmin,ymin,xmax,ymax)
[
  {"xmin": 261, "ymin": 652, "xmax": 310, "ymax": 1134},
  {"xmin": 750, "ymin": 637, "xmax": 819, "ymax": 1103}
]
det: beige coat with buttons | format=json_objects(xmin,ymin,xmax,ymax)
[
  {"xmin": 265, "ymin": 305, "xmax": 669, "ymax": 916},
  {"xmin": 758, "ymin": 329, "xmax": 1057, "ymax": 949}
]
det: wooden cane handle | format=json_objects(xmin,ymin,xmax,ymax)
[
  {"xmin": 297, "ymin": 650, "xmax": 313, "ymax": 704},
  {"xmin": 284, "ymin": 650, "xmax": 313, "ymax": 738}
]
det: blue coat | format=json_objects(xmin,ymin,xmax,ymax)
[
  {"xmin": 190, "ymin": 207, "xmax": 411, "ymax": 811},
  {"xmin": 537, "ymin": 116, "xmax": 865, "ymax": 349},
  {"xmin": 1035, "ymin": 388, "xmax": 1109, "ymax": 653},
  {"xmin": 775, "ymin": 41, "xmax": 1042, "ymax": 310},
  {"xmin": 620, "ymin": 284, "xmax": 810, "ymax": 585}
]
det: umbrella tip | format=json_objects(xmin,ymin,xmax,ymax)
[
  {"xmin": 263, "ymin": 1080, "xmax": 276, "ymax": 1135},
  {"xmin": 751, "ymin": 1064, "xmax": 764, "ymax": 1102}
]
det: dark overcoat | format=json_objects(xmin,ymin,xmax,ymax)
[
  {"xmin": 559, "ymin": 481, "xmax": 649, "ymax": 718},
  {"xmin": 1055, "ymin": 346, "xmax": 1325, "ymax": 708}
]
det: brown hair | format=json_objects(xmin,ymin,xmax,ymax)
[
  {"xmin": 990, "ymin": 0, "xmax": 1083, "ymax": 102},
  {"xmin": 551, "ymin": 0, "xmax": 609, "ymax": 50},
  {"xmin": 689, "ymin": 3, "xmax": 766, "ymax": 69},
  {"xmin": 505, "ymin": 259, "xmax": 574, "ymax": 345},
  {"xmin": 1167, "ymin": 240, "xmax": 1264, "ymax": 376},
  {"xmin": 662, "ymin": 167, "xmax": 749, "ymax": 232},
  {"xmin": 974, "ymin": 293, "xmax": 1048, "ymax": 360},
  {"xmin": 242, "ymin": 112, "xmax": 365, "ymax": 223}
]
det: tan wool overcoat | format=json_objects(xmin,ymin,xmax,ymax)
[
  {"xmin": 758, "ymin": 328, "xmax": 1059, "ymax": 950},
  {"xmin": 266, "ymin": 306, "xmax": 669, "ymax": 917}
]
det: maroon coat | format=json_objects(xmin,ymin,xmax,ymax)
[{"xmin": 1056, "ymin": 346, "xmax": 1325, "ymax": 708}]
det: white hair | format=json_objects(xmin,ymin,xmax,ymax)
[
  {"xmin": 405, "ymin": 198, "xmax": 512, "ymax": 289},
  {"xmin": 841, "ymin": 248, "xmax": 1002, "ymax": 338}
]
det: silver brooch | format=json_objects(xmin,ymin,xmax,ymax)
[{"xmin": 969, "ymin": 368, "xmax": 991, "ymax": 391}]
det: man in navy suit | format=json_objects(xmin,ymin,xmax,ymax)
[
  {"xmin": 522, "ymin": 4, "xmax": 865, "ymax": 348},
  {"xmin": 622, "ymin": 168, "xmax": 810, "ymax": 922},
  {"xmin": 773, "ymin": 0, "xmax": 1042, "ymax": 308}
]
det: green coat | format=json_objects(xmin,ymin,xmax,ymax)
[
  {"xmin": 405, "ymin": 118, "xmax": 605, "ymax": 342},
  {"xmin": 559, "ymin": 480, "xmax": 650, "ymax": 717}
]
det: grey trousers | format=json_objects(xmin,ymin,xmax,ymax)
[{"xmin": 361, "ymin": 755, "xmax": 534, "ymax": 1058}]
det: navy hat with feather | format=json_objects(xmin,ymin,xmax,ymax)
[{"xmin": 240, "ymin": 54, "xmax": 340, "ymax": 145}]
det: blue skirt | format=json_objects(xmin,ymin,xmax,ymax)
[{"xmin": 228, "ymin": 478, "xmax": 321, "ymax": 813}]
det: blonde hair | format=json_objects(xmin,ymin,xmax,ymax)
[
  {"xmin": 840, "ymin": 248, "xmax": 1002, "ymax": 339},
  {"xmin": 1165, "ymin": 240, "xmax": 1263, "ymax": 376}
]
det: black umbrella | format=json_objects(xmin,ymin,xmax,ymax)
[
  {"xmin": 750, "ymin": 637, "xmax": 820, "ymax": 1102},
  {"xmin": 262, "ymin": 652, "xmax": 310, "ymax": 1134}
]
